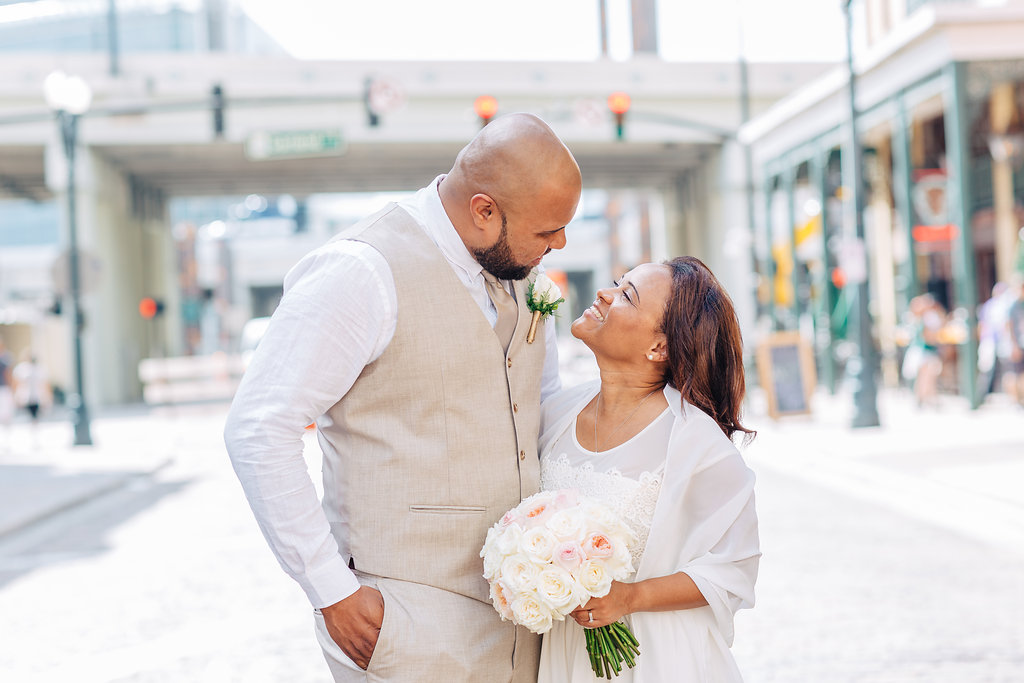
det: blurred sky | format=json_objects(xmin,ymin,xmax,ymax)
[{"xmin": 238, "ymin": 0, "xmax": 847, "ymax": 63}]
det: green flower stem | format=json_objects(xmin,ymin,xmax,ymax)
[
  {"xmin": 585, "ymin": 628, "xmax": 601, "ymax": 677},
  {"xmin": 609, "ymin": 627, "xmax": 636, "ymax": 668},
  {"xmin": 613, "ymin": 623, "xmax": 640, "ymax": 657},
  {"xmin": 601, "ymin": 628, "xmax": 622, "ymax": 674},
  {"xmin": 615, "ymin": 622, "xmax": 640, "ymax": 649},
  {"xmin": 583, "ymin": 621, "xmax": 641, "ymax": 679}
]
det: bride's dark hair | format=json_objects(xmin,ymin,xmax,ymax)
[{"xmin": 659, "ymin": 256, "xmax": 754, "ymax": 443}]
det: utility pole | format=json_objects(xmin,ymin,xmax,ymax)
[
  {"xmin": 737, "ymin": 0, "xmax": 760, "ymax": 319},
  {"xmin": 106, "ymin": 0, "xmax": 120, "ymax": 77},
  {"xmin": 843, "ymin": 0, "xmax": 880, "ymax": 428}
]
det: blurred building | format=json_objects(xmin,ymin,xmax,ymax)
[
  {"xmin": 0, "ymin": 0, "xmax": 282, "ymax": 405},
  {"xmin": 743, "ymin": 0, "xmax": 1024, "ymax": 406},
  {"xmin": 0, "ymin": 1, "xmax": 836, "ymax": 406},
  {"xmin": 0, "ymin": 0, "xmax": 284, "ymax": 56}
]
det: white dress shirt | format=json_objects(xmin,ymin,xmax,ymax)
[{"xmin": 225, "ymin": 175, "xmax": 561, "ymax": 608}]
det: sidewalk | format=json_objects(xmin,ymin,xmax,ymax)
[
  {"xmin": 0, "ymin": 404, "xmax": 216, "ymax": 539},
  {"xmin": 2, "ymin": 386, "xmax": 1020, "ymax": 547},
  {"xmin": 743, "ymin": 386, "xmax": 1024, "ymax": 556}
]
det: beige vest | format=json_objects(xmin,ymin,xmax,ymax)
[{"xmin": 319, "ymin": 204, "xmax": 546, "ymax": 603}]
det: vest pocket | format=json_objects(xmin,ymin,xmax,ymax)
[{"xmin": 409, "ymin": 504, "xmax": 486, "ymax": 514}]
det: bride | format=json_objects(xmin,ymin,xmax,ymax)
[{"xmin": 537, "ymin": 257, "xmax": 760, "ymax": 682}]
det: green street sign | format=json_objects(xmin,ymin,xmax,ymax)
[{"xmin": 246, "ymin": 129, "xmax": 346, "ymax": 160}]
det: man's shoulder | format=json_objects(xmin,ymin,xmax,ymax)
[{"xmin": 328, "ymin": 203, "xmax": 408, "ymax": 244}]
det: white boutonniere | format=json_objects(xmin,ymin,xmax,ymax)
[{"xmin": 525, "ymin": 273, "xmax": 565, "ymax": 344}]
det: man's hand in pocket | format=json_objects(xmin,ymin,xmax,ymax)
[{"xmin": 321, "ymin": 586, "xmax": 385, "ymax": 670}]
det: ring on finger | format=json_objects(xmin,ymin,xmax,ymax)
[{"xmin": 588, "ymin": 610, "xmax": 594, "ymax": 623}]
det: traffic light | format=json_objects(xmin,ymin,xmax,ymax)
[
  {"xmin": 474, "ymin": 95, "xmax": 498, "ymax": 127},
  {"xmin": 139, "ymin": 297, "xmax": 165, "ymax": 319},
  {"xmin": 607, "ymin": 92, "xmax": 631, "ymax": 141},
  {"xmin": 211, "ymin": 84, "xmax": 224, "ymax": 138}
]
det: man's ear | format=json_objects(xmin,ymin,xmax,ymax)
[{"xmin": 469, "ymin": 193, "xmax": 501, "ymax": 238}]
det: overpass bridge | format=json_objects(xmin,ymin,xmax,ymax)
[{"xmin": 0, "ymin": 53, "xmax": 830, "ymax": 404}]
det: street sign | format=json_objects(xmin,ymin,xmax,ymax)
[{"xmin": 245, "ymin": 129, "xmax": 346, "ymax": 161}]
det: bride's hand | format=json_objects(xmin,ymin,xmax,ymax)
[{"xmin": 570, "ymin": 580, "xmax": 636, "ymax": 628}]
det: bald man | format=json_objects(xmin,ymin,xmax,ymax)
[{"xmin": 225, "ymin": 113, "xmax": 582, "ymax": 683}]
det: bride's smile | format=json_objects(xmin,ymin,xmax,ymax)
[{"xmin": 584, "ymin": 303, "xmax": 605, "ymax": 322}]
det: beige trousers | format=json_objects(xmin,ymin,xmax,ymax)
[{"xmin": 314, "ymin": 573, "xmax": 540, "ymax": 683}]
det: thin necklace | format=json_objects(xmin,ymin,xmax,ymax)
[{"xmin": 593, "ymin": 388, "xmax": 660, "ymax": 453}]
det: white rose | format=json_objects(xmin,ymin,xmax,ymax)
[
  {"xmin": 611, "ymin": 541, "xmax": 635, "ymax": 578},
  {"xmin": 521, "ymin": 526, "xmax": 558, "ymax": 563},
  {"xmin": 599, "ymin": 551, "xmax": 634, "ymax": 582},
  {"xmin": 583, "ymin": 503, "xmax": 636, "ymax": 545},
  {"xmin": 582, "ymin": 501, "xmax": 617, "ymax": 531},
  {"xmin": 577, "ymin": 560, "xmax": 613, "ymax": 598},
  {"xmin": 482, "ymin": 524, "xmax": 501, "ymax": 552},
  {"xmin": 482, "ymin": 545, "xmax": 503, "ymax": 580},
  {"xmin": 496, "ymin": 523, "xmax": 524, "ymax": 556},
  {"xmin": 544, "ymin": 508, "xmax": 587, "ymax": 543},
  {"xmin": 536, "ymin": 566, "xmax": 583, "ymax": 614},
  {"xmin": 532, "ymin": 273, "xmax": 562, "ymax": 304},
  {"xmin": 510, "ymin": 593, "xmax": 555, "ymax": 634},
  {"xmin": 500, "ymin": 553, "xmax": 542, "ymax": 594}
]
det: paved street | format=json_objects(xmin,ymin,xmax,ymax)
[
  {"xmin": 0, "ymin": 386, "xmax": 1021, "ymax": 682},
  {"xmin": 733, "ymin": 390, "xmax": 1024, "ymax": 682}
]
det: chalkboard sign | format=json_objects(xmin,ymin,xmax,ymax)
[{"xmin": 755, "ymin": 331, "xmax": 815, "ymax": 419}]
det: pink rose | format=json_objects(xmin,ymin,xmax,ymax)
[
  {"xmin": 522, "ymin": 501, "xmax": 550, "ymax": 527},
  {"xmin": 582, "ymin": 532, "xmax": 614, "ymax": 560},
  {"xmin": 490, "ymin": 579, "xmax": 514, "ymax": 621},
  {"xmin": 500, "ymin": 509, "xmax": 519, "ymax": 528},
  {"xmin": 552, "ymin": 541, "xmax": 585, "ymax": 572}
]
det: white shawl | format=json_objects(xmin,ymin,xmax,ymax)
[{"xmin": 539, "ymin": 381, "xmax": 760, "ymax": 680}]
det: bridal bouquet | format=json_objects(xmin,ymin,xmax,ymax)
[{"xmin": 480, "ymin": 489, "xmax": 641, "ymax": 678}]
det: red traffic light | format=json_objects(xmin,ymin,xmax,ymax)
[
  {"xmin": 607, "ymin": 92, "xmax": 631, "ymax": 115},
  {"xmin": 474, "ymin": 95, "xmax": 499, "ymax": 124},
  {"xmin": 139, "ymin": 297, "xmax": 163, "ymax": 319},
  {"xmin": 607, "ymin": 92, "xmax": 631, "ymax": 141}
]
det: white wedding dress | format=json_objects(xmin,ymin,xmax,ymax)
[{"xmin": 537, "ymin": 408, "xmax": 672, "ymax": 683}]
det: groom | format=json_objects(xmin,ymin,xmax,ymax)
[{"xmin": 224, "ymin": 113, "xmax": 582, "ymax": 682}]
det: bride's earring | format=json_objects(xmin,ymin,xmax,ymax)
[{"xmin": 647, "ymin": 354, "xmax": 655, "ymax": 361}]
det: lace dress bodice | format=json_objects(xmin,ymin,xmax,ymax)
[{"xmin": 540, "ymin": 408, "xmax": 671, "ymax": 571}]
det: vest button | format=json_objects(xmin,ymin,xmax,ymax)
[
  {"xmin": 519, "ymin": 450, "xmax": 526, "ymax": 460},
  {"xmin": 507, "ymin": 358, "xmax": 513, "ymax": 368},
  {"xmin": 513, "ymin": 402, "xmax": 518, "ymax": 413}
]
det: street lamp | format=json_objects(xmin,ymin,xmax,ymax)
[
  {"xmin": 44, "ymin": 71, "xmax": 93, "ymax": 446},
  {"xmin": 842, "ymin": 1, "xmax": 880, "ymax": 428}
]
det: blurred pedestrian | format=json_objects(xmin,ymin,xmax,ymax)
[
  {"xmin": 1007, "ymin": 276, "xmax": 1024, "ymax": 407},
  {"xmin": 0, "ymin": 339, "xmax": 13, "ymax": 451},
  {"xmin": 977, "ymin": 281, "xmax": 1013, "ymax": 398},
  {"xmin": 901, "ymin": 293, "xmax": 945, "ymax": 408},
  {"xmin": 12, "ymin": 351, "xmax": 51, "ymax": 440}
]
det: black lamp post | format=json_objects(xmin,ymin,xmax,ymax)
[
  {"xmin": 44, "ymin": 71, "xmax": 93, "ymax": 446},
  {"xmin": 842, "ymin": 1, "xmax": 880, "ymax": 428}
]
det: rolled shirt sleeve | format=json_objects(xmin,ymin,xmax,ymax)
[
  {"xmin": 679, "ymin": 454, "xmax": 760, "ymax": 646},
  {"xmin": 225, "ymin": 223, "xmax": 563, "ymax": 607}
]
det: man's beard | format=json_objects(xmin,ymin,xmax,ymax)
[{"xmin": 473, "ymin": 211, "xmax": 534, "ymax": 281}]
